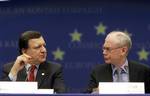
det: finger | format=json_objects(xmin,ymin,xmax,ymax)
[
  {"xmin": 23, "ymin": 53, "xmax": 32, "ymax": 59},
  {"xmin": 19, "ymin": 56, "xmax": 30, "ymax": 65}
]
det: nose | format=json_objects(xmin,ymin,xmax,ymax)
[
  {"xmin": 41, "ymin": 46, "xmax": 47, "ymax": 53},
  {"xmin": 103, "ymin": 49, "xmax": 106, "ymax": 55}
]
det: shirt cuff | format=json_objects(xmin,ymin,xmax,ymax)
[{"xmin": 8, "ymin": 72, "xmax": 17, "ymax": 81}]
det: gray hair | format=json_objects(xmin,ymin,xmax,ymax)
[{"xmin": 107, "ymin": 31, "xmax": 132, "ymax": 50}]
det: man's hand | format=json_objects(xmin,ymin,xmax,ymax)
[{"xmin": 10, "ymin": 54, "xmax": 32, "ymax": 77}]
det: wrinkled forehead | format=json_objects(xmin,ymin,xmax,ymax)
[{"xmin": 28, "ymin": 37, "xmax": 45, "ymax": 47}]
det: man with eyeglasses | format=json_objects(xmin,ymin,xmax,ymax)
[{"xmin": 86, "ymin": 31, "xmax": 150, "ymax": 93}]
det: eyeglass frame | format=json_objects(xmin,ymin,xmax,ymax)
[{"xmin": 102, "ymin": 45, "xmax": 125, "ymax": 52}]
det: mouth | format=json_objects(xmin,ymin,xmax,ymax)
[
  {"xmin": 40, "ymin": 54, "xmax": 47, "ymax": 58},
  {"xmin": 104, "ymin": 56, "xmax": 110, "ymax": 62},
  {"xmin": 104, "ymin": 56, "xmax": 108, "ymax": 60}
]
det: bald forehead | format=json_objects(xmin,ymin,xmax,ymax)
[
  {"xmin": 105, "ymin": 32, "xmax": 128, "ymax": 46},
  {"xmin": 105, "ymin": 32, "xmax": 119, "ymax": 44}
]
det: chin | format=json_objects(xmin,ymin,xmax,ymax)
[
  {"xmin": 105, "ymin": 60, "xmax": 110, "ymax": 64},
  {"xmin": 40, "ymin": 58, "xmax": 46, "ymax": 63}
]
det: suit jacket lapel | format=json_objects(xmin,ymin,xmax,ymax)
[
  {"xmin": 128, "ymin": 61, "xmax": 136, "ymax": 82},
  {"xmin": 36, "ymin": 63, "xmax": 48, "ymax": 88},
  {"xmin": 106, "ymin": 64, "xmax": 113, "ymax": 82},
  {"xmin": 99, "ymin": 64, "xmax": 113, "ymax": 82},
  {"xmin": 17, "ymin": 67, "xmax": 27, "ymax": 81}
]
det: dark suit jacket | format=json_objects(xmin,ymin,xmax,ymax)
[
  {"xmin": 86, "ymin": 61, "xmax": 150, "ymax": 93},
  {"xmin": 1, "ymin": 61, "xmax": 66, "ymax": 93}
]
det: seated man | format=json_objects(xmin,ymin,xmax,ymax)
[
  {"xmin": 86, "ymin": 31, "xmax": 150, "ymax": 93},
  {"xmin": 1, "ymin": 31, "xmax": 66, "ymax": 93}
]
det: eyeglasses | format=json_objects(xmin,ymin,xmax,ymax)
[{"xmin": 102, "ymin": 46, "xmax": 123, "ymax": 52}]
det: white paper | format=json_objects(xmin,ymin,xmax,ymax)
[
  {"xmin": 0, "ymin": 81, "xmax": 54, "ymax": 94},
  {"xmin": 0, "ymin": 81, "xmax": 37, "ymax": 92},
  {"xmin": 34, "ymin": 89, "xmax": 54, "ymax": 94},
  {"xmin": 99, "ymin": 82, "xmax": 145, "ymax": 94}
]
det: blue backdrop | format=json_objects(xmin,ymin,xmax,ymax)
[{"xmin": 0, "ymin": 0, "xmax": 150, "ymax": 93}]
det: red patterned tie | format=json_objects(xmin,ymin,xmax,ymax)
[{"xmin": 28, "ymin": 65, "xmax": 36, "ymax": 81}]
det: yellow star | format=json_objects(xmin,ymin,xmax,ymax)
[
  {"xmin": 95, "ymin": 22, "xmax": 107, "ymax": 35},
  {"xmin": 137, "ymin": 48, "xmax": 149, "ymax": 61},
  {"xmin": 70, "ymin": 29, "xmax": 82, "ymax": 42},
  {"xmin": 52, "ymin": 48, "xmax": 65, "ymax": 60}
]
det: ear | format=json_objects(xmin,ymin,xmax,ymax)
[
  {"xmin": 22, "ymin": 48, "xmax": 27, "ymax": 54},
  {"xmin": 121, "ymin": 46, "xmax": 128, "ymax": 55}
]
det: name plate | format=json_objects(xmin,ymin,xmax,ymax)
[
  {"xmin": 99, "ymin": 82, "xmax": 144, "ymax": 94},
  {"xmin": 0, "ymin": 81, "xmax": 54, "ymax": 94}
]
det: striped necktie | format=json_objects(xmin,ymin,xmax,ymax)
[
  {"xmin": 28, "ymin": 65, "xmax": 36, "ymax": 81},
  {"xmin": 116, "ymin": 68, "xmax": 122, "ymax": 82}
]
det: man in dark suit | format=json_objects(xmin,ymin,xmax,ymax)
[
  {"xmin": 1, "ymin": 31, "xmax": 66, "ymax": 93},
  {"xmin": 86, "ymin": 31, "xmax": 150, "ymax": 93}
]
